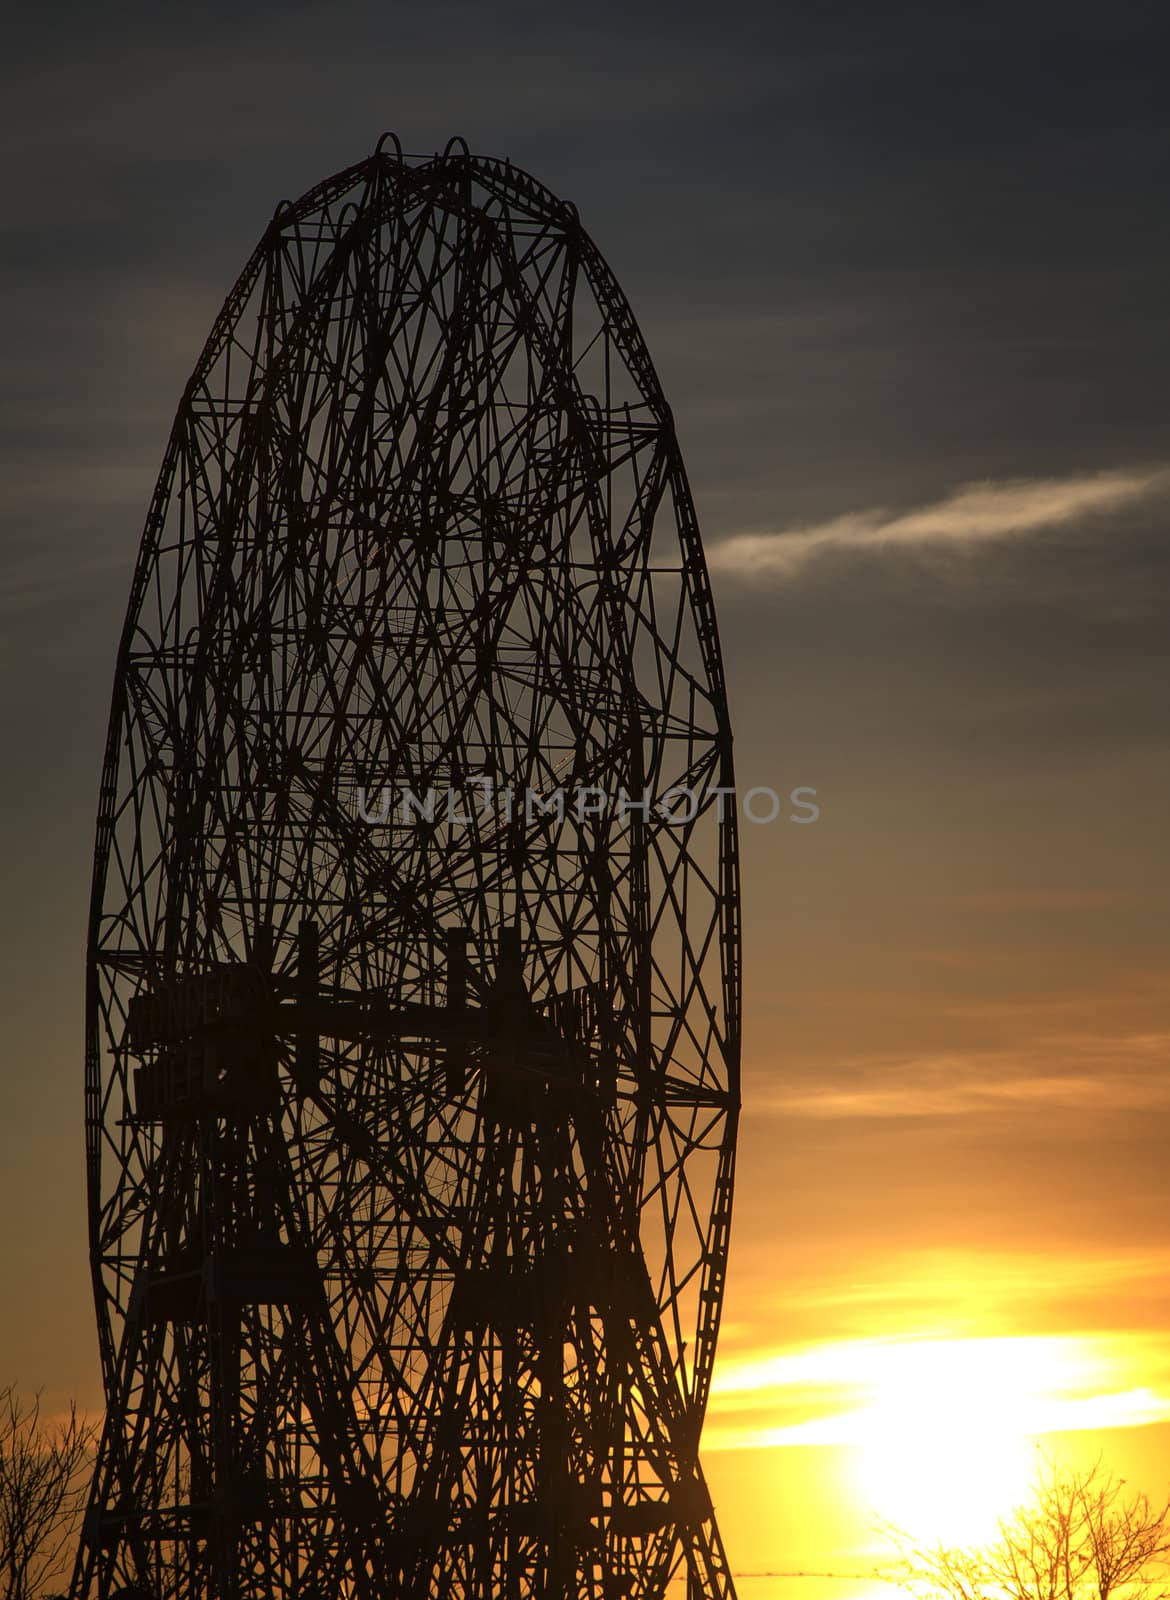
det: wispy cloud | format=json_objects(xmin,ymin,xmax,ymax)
[
  {"xmin": 760, "ymin": 1034, "xmax": 1170, "ymax": 1120},
  {"xmin": 760, "ymin": 1246, "xmax": 1170, "ymax": 1328},
  {"xmin": 709, "ymin": 466, "xmax": 1170, "ymax": 580},
  {"xmin": 704, "ymin": 1332, "xmax": 1170, "ymax": 1451}
]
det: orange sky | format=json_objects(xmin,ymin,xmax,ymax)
[{"xmin": 5, "ymin": 615, "xmax": 1166, "ymax": 1577}]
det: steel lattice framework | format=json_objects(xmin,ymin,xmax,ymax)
[{"xmin": 74, "ymin": 137, "xmax": 742, "ymax": 1600}]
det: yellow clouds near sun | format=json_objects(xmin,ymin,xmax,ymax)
[{"xmin": 704, "ymin": 1332, "xmax": 1170, "ymax": 1548}]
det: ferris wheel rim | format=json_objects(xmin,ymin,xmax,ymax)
[{"xmin": 78, "ymin": 137, "xmax": 744, "ymax": 1600}]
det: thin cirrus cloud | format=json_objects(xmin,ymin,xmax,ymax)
[
  {"xmin": 763, "ymin": 1035, "xmax": 1170, "ymax": 1120},
  {"xmin": 762, "ymin": 1246, "xmax": 1170, "ymax": 1324},
  {"xmin": 701, "ymin": 1332, "xmax": 1170, "ymax": 1451},
  {"xmin": 708, "ymin": 465, "xmax": 1170, "ymax": 580}
]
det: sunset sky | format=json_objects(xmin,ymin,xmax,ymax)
[{"xmin": 2, "ymin": 0, "xmax": 1169, "ymax": 1587}]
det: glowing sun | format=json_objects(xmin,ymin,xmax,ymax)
[{"xmin": 850, "ymin": 1338, "xmax": 1060, "ymax": 1548}]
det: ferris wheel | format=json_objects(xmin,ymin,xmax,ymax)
[{"xmin": 74, "ymin": 137, "xmax": 742, "ymax": 1600}]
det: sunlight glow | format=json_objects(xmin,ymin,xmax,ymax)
[
  {"xmin": 706, "ymin": 1333, "xmax": 1170, "ymax": 1549},
  {"xmin": 849, "ymin": 1339, "xmax": 1054, "ymax": 1547}
]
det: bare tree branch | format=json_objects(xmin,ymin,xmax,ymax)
[
  {"xmin": 884, "ymin": 1457, "xmax": 1170, "ymax": 1600},
  {"xmin": 0, "ymin": 1386, "xmax": 97, "ymax": 1600}
]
